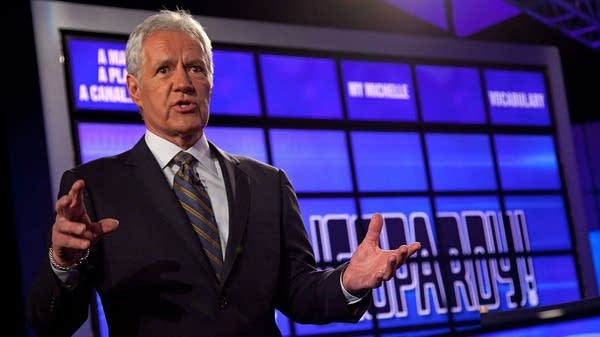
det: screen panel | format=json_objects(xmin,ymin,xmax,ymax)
[
  {"xmin": 484, "ymin": 69, "xmax": 550, "ymax": 126},
  {"xmin": 503, "ymin": 195, "xmax": 571, "ymax": 251},
  {"xmin": 351, "ymin": 131, "xmax": 427, "ymax": 192},
  {"xmin": 59, "ymin": 27, "xmax": 584, "ymax": 337},
  {"xmin": 205, "ymin": 126, "xmax": 267, "ymax": 162},
  {"xmin": 416, "ymin": 65, "xmax": 486, "ymax": 124},
  {"xmin": 341, "ymin": 59, "xmax": 417, "ymax": 121},
  {"xmin": 77, "ymin": 122, "xmax": 145, "ymax": 163},
  {"xmin": 426, "ymin": 133, "xmax": 496, "ymax": 191},
  {"xmin": 531, "ymin": 255, "xmax": 580, "ymax": 305},
  {"xmin": 494, "ymin": 135, "xmax": 561, "ymax": 190},
  {"xmin": 260, "ymin": 54, "xmax": 343, "ymax": 119},
  {"xmin": 269, "ymin": 129, "xmax": 352, "ymax": 192},
  {"xmin": 210, "ymin": 50, "xmax": 262, "ymax": 116},
  {"xmin": 63, "ymin": 33, "xmax": 136, "ymax": 113}
]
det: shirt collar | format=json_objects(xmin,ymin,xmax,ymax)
[{"xmin": 144, "ymin": 129, "xmax": 218, "ymax": 177}]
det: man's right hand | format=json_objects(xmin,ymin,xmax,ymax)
[{"xmin": 51, "ymin": 179, "xmax": 119, "ymax": 268}]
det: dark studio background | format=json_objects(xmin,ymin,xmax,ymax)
[{"xmin": 7, "ymin": 1, "xmax": 599, "ymax": 337}]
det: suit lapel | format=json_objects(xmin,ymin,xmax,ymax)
[
  {"xmin": 126, "ymin": 138, "xmax": 216, "ymax": 281},
  {"xmin": 210, "ymin": 143, "xmax": 250, "ymax": 284}
]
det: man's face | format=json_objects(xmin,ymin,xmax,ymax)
[{"xmin": 127, "ymin": 30, "xmax": 212, "ymax": 148}]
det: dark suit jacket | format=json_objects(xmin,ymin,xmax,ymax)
[{"xmin": 26, "ymin": 137, "xmax": 369, "ymax": 337}]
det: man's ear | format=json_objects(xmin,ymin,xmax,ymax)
[{"xmin": 126, "ymin": 73, "xmax": 142, "ymax": 107}]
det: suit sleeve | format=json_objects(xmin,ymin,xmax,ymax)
[
  {"xmin": 25, "ymin": 170, "xmax": 97, "ymax": 337},
  {"xmin": 274, "ymin": 169, "xmax": 369, "ymax": 323}
]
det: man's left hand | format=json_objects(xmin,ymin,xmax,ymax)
[{"xmin": 342, "ymin": 213, "xmax": 421, "ymax": 295}]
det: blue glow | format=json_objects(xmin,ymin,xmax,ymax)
[
  {"xmin": 77, "ymin": 122, "xmax": 145, "ymax": 163},
  {"xmin": 591, "ymin": 231, "xmax": 600, "ymax": 291},
  {"xmin": 96, "ymin": 293, "xmax": 108, "ymax": 337},
  {"xmin": 275, "ymin": 310, "xmax": 291, "ymax": 337},
  {"xmin": 341, "ymin": 60, "xmax": 417, "ymax": 121},
  {"xmin": 473, "ymin": 315, "xmax": 600, "ymax": 337},
  {"xmin": 351, "ymin": 132, "xmax": 427, "ymax": 191},
  {"xmin": 381, "ymin": 328, "xmax": 452, "ymax": 336},
  {"xmin": 269, "ymin": 129, "xmax": 352, "ymax": 192},
  {"xmin": 532, "ymin": 256, "xmax": 581, "ymax": 305},
  {"xmin": 210, "ymin": 50, "xmax": 261, "ymax": 116},
  {"xmin": 504, "ymin": 195, "xmax": 572, "ymax": 250},
  {"xmin": 294, "ymin": 315, "xmax": 372, "ymax": 335},
  {"xmin": 66, "ymin": 37, "xmax": 137, "ymax": 112},
  {"xmin": 205, "ymin": 126, "xmax": 267, "ymax": 163},
  {"xmin": 485, "ymin": 69, "xmax": 550, "ymax": 126},
  {"xmin": 494, "ymin": 135, "xmax": 561, "ymax": 190},
  {"xmin": 416, "ymin": 65, "xmax": 486, "ymax": 124},
  {"xmin": 426, "ymin": 133, "xmax": 496, "ymax": 190},
  {"xmin": 260, "ymin": 54, "xmax": 342, "ymax": 119}
]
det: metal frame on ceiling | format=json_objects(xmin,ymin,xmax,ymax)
[{"xmin": 505, "ymin": 0, "xmax": 600, "ymax": 50}]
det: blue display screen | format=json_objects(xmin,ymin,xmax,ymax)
[
  {"xmin": 494, "ymin": 135, "xmax": 561, "ymax": 190},
  {"xmin": 77, "ymin": 124, "xmax": 267, "ymax": 164},
  {"xmin": 484, "ymin": 69, "xmax": 550, "ymax": 126},
  {"xmin": 66, "ymin": 34, "xmax": 581, "ymax": 337},
  {"xmin": 341, "ymin": 60, "xmax": 417, "ymax": 121},
  {"xmin": 66, "ymin": 37, "xmax": 136, "ymax": 112},
  {"xmin": 591, "ymin": 230, "xmax": 600, "ymax": 291},
  {"xmin": 210, "ymin": 50, "xmax": 261, "ymax": 116},
  {"xmin": 260, "ymin": 54, "xmax": 343, "ymax": 119},
  {"xmin": 531, "ymin": 255, "xmax": 580, "ymax": 306},
  {"xmin": 77, "ymin": 122, "xmax": 145, "ymax": 163},
  {"xmin": 351, "ymin": 132, "xmax": 427, "ymax": 191},
  {"xmin": 416, "ymin": 65, "xmax": 486, "ymax": 124},
  {"xmin": 204, "ymin": 126, "xmax": 267, "ymax": 163},
  {"xmin": 426, "ymin": 133, "xmax": 496, "ymax": 190},
  {"xmin": 503, "ymin": 195, "xmax": 572, "ymax": 250},
  {"xmin": 269, "ymin": 129, "xmax": 352, "ymax": 192}
]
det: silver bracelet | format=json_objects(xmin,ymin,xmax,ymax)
[{"xmin": 48, "ymin": 246, "xmax": 90, "ymax": 271}]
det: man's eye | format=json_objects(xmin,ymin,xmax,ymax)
[
  {"xmin": 190, "ymin": 66, "xmax": 205, "ymax": 74},
  {"xmin": 157, "ymin": 67, "xmax": 168, "ymax": 74}
]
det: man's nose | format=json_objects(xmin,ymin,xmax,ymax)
[{"xmin": 173, "ymin": 66, "xmax": 194, "ymax": 93}]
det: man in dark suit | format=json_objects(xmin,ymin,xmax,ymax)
[{"xmin": 26, "ymin": 8, "xmax": 421, "ymax": 337}]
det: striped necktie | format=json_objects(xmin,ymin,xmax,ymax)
[{"xmin": 172, "ymin": 151, "xmax": 223, "ymax": 283}]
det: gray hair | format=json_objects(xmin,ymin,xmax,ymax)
[{"xmin": 126, "ymin": 8, "xmax": 213, "ymax": 86}]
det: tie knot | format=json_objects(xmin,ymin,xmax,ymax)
[{"xmin": 173, "ymin": 151, "xmax": 196, "ymax": 167}]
